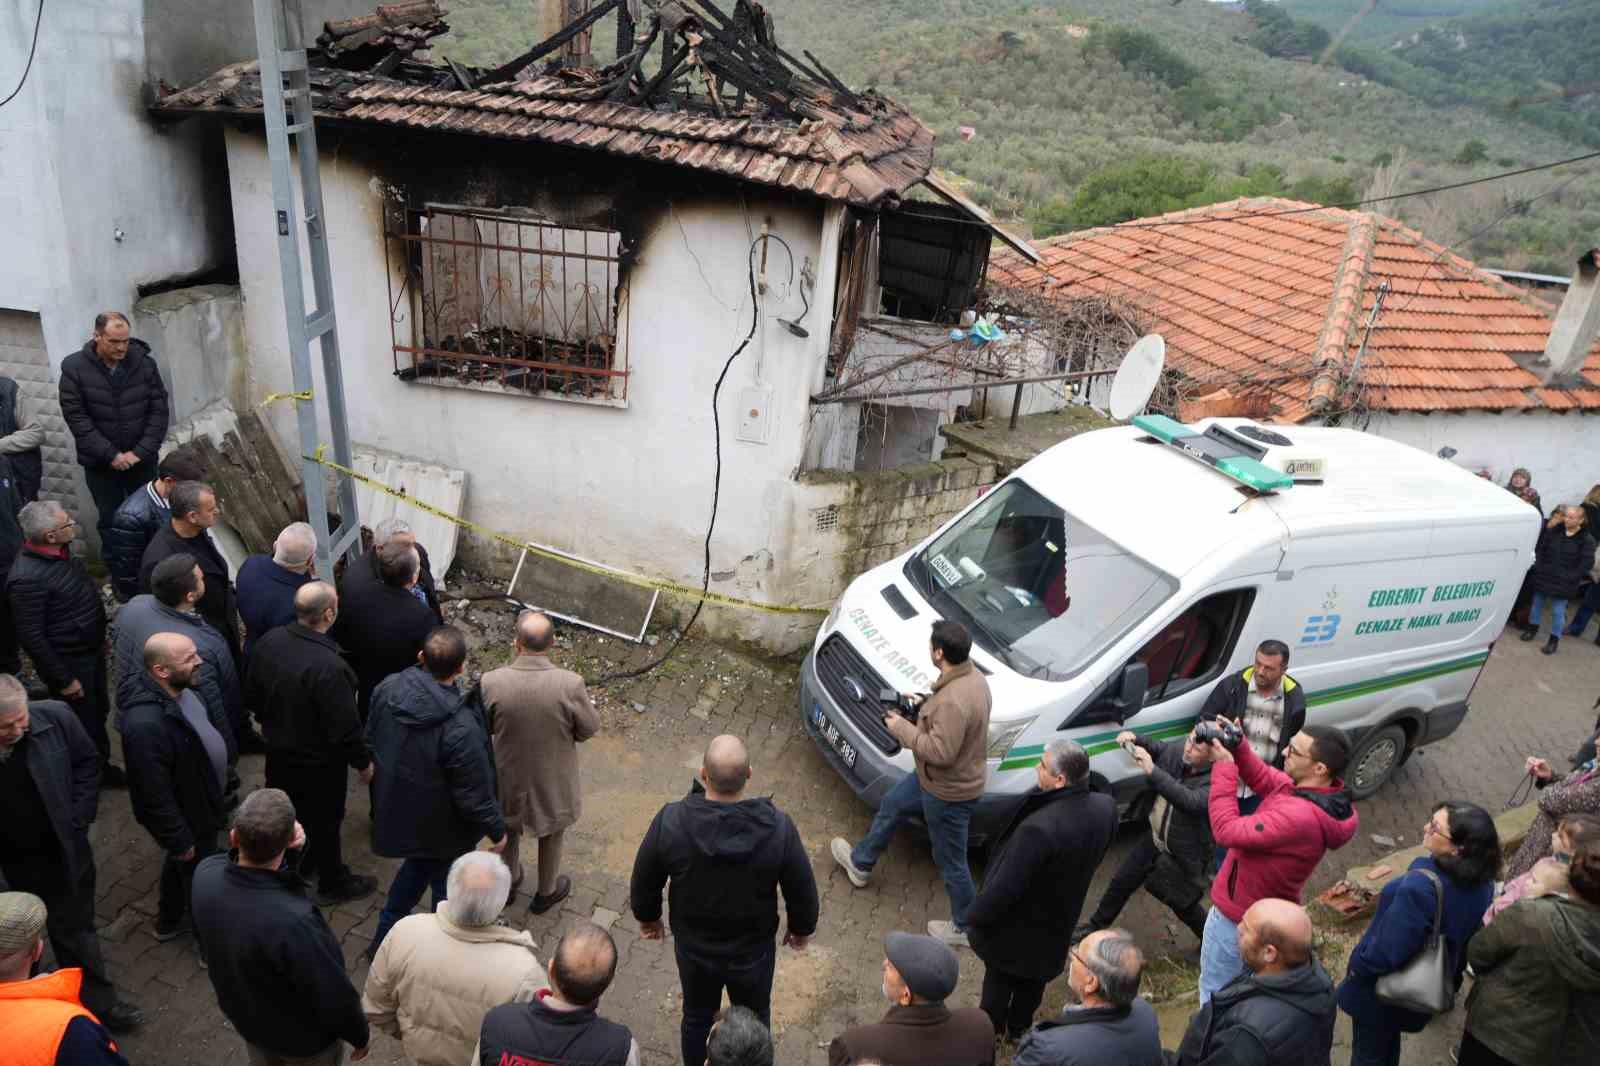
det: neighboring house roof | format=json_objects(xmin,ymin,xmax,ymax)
[
  {"xmin": 152, "ymin": 2, "xmax": 934, "ymax": 208},
  {"xmin": 990, "ymin": 197, "xmax": 1600, "ymax": 420}
]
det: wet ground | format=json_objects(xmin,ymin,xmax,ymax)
[{"xmin": 69, "ymin": 589, "xmax": 1600, "ymax": 1065}]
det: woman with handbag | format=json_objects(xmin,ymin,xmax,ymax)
[
  {"xmin": 1336, "ymin": 802, "xmax": 1500, "ymax": 1066},
  {"xmin": 1459, "ymin": 838, "xmax": 1600, "ymax": 1065}
]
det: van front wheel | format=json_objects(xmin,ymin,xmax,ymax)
[{"xmin": 1346, "ymin": 724, "xmax": 1407, "ymax": 799}]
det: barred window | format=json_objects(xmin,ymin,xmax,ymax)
[{"xmin": 389, "ymin": 206, "xmax": 628, "ymax": 402}]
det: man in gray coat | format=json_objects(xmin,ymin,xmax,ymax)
[
  {"xmin": 112, "ymin": 553, "xmax": 245, "ymax": 745},
  {"xmin": 481, "ymin": 610, "xmax": 599, "ymax": 913},
  {"xmin": 1013, "ymin": 929, "xmax": 1161, "ymax": 1066}
]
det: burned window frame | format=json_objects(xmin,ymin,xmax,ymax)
[{"xmin": 385, "ymin": 203, "xmax": 630, "ymax": 404}]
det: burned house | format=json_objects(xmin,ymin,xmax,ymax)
[{"xmin": 152, "ymin": 0, "xmax": 1050, "ymax": 647}]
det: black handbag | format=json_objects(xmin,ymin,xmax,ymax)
[{"xmin": 1375, "ymin": 868, "xmax": 1455, "ymax": 1015}]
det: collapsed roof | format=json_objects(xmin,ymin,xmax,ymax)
[{"xmin": 154, "ymin": 0, "xmax": 936, "ymax": 208}]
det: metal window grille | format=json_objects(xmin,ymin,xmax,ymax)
[
  {"xmin": 387, "ymin": 206, "xmax": 628, "ymax": 401},
  {"xmin": 813, "ymin": 504, "xmax": 840, "ymax": 533}
]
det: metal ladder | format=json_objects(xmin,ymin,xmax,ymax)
[{"xmin": 251, "ymin": 0, "xmax": 362, "ymax": 577}]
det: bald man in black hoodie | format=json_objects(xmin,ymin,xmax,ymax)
[{"xmin": 630, "ymin": 735, "xmax": 819, "ymax": 1066}]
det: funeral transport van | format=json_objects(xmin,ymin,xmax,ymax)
[{"xmin": 799, "ymin": 416, "xmax": 1539, "ymax": 838}]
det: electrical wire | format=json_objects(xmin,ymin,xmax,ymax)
[
  {"xmin": 893, "ymin": 148, "xmax": 1600, "ymax": 235},
  {"xmin": 587, "ymin": 234, "xmax": 774, "ymax": 687},
  {"xmin": 0, "ymin": 0, "xmax": 44, "ymax": 110},
  {"xmin": 1386, "ymin": 167, "xmax": 1591, "ymax": 316}
]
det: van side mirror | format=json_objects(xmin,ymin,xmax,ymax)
[{"xmin": 1107, "ymin": 661, "xmax": 1148, "ymax": 723}]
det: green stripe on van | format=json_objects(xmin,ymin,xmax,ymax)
[
  {"xmin": 996, "ymin": 651, "xmax": 1490, "ymax": 772},
  {"xmin": 1304, "ymin": 652, "xmax": 1488, "ymax": 707}
]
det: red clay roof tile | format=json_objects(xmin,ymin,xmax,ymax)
[{"xmin": 991, "ymin": 198, "xmax": 1600, "ymax": 415}]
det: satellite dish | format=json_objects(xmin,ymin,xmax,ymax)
[{"xmin": 1109, "ymin": 334, "xmax": 1166, "ymax": 421}]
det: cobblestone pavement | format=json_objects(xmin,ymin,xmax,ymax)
[{"xmin": 68, "ymin": 603, "xmax": 1600, "ymax": 1066}]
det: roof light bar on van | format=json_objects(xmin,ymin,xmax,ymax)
[{"xmin": 1131, "ymin": 414, "xmax": 1294, "ymax": 493}]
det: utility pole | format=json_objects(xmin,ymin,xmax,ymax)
[{"xmin": 251, "ymin": 0, "xmax": 363, "ymax": 577}]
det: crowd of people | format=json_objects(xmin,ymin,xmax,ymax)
[{"xmin": 2, "ymin": 314, "xmax": 1599, "ymax": 1066}]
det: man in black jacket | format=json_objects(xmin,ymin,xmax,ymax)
[
  {"xmin": 965, "ymin": 739, "xmax": 1117, "ymax": 1042},
  {"xmin": 0, "ymin": 677, "xmax": 143, "ymax": 1032},
  {"xmin": 1170, "ymin": 898, "xmax": 1336, "ymax": 1066},
  {"xmin": 122, "ymin": 632, "xmax": 235, "ymax": 942},
  {"xmin": 0, "ymin": 373, "xmax": 45, "ymax": 503},
  {"xmin": 1199, "ymin": 640, "xmax": 1306, "ymax": 870},
  {"xmin": 191, "ymin": 787, "xmax": 369, "ymax": 1064},
  {"xmin": 477, "ymin": 924, "xmax": 641, "ymax": 1066},
  {"xmin": 103, "ymin": 447, "xmax": 204, "ymax": 603},
  {"xmin": 1077, "ymin": 727, "xmax": 1217, "ymax": 944},
  {"xmin": 333, "ymin": 542, "xmax": 436, "ymax": 720},
  {"xmin": 631, "ymin": 734, "xmax": 819, "ymax": 1066},
  {"xmin": 138, "ymin": 481, "xmax": 240, "ymax": 666},
  {"xmin": 0, "ymin": 456, "xmax": 29, "ymax": 677},
  {"xmin": 7, "ymin": 500, "xmax": 119, "ymax": 785},
  {"xmin": 347, "ymin": 517, "xmax": 443, "ymax": 623},
  {"xmin": 0, "ymin": 379, "xmax": 42, "ymax": 675},
  {"xmin": 57, "ymin": 313, "xmax": 170, "ymax": 547},
  {"xmin": 248, "ymin": 581, "xmax": 377, "ymax": 906},
  {"xmin": 366, "ymin": 626, "xmax": 505, "ymax": 954}
]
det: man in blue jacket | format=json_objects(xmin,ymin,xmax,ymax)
[
  {"xmin": 366, "ymin": 626, "xmax": 505, "ymax": 955},
  {"xmin": 102, "ymin": 448, "xmax": 204, "ymax": 603},
  {"xmin": 235, "ymin": 521, "xmax": 317, "ymax": 663}
]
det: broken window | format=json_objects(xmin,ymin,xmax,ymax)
[
  {"xmin": 876, "ymin": 202, "xmax": 990, "ymax": 323},
  {"xmin": 390, "ymin": 205, "xmax": 628, "ymax": 402}
]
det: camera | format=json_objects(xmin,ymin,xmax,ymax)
[
  {"xmin": 879, "ymin": 688, "xmax": 922, "ymax": 723},
  {"xmin": 1194, "ymin": 719, "xmax": 1245, "ymax": 750}
]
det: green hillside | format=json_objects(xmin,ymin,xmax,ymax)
[
  {"xmin": 1330, "ymin": 0, "xmax": 1600, "ymax": 147},
  {"xmin": 430, "ymin": 1, "xmax": 1600, "ymax": 274},
  {"xmin": 1279, "ymin": 1, "xmax": 1505, "ymax": 45}
]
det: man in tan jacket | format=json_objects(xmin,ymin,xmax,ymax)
[
  {"xmin": 832, "ymin": 620, "xmax": 991, "ymax": 948},
  {"xmin": 481, "ymin": 610, "xmax": 600, "ymax": 913},
  {"xmin": 362, "ymin": 851, "xmax": 545, "ymax": 1066}
]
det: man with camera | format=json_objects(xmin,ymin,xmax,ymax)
[
  {"xmin": 1075, "ymin": 725, "xmax": 1218, "ymax": 947},
  {"xmin": 1199, "ymin": 642, "xmax": 1305, "ymax": 869},
  {"xmin": 832, "ymin": 620, "xmax": 991, "ymax": 948},
  {"xmin": 1197, "ymin": 721, "xmax": 1358, "ymax": 1005}
]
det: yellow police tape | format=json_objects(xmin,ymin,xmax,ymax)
[
  {"xmin": 257, "ymin": 389, "xmax": 314, "ymax": 407},
  {"xmin": 302, "ymin": 448, "xmax": 830, "ymax": 616}
]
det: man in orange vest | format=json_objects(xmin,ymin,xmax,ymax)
[{"xmin": 0, "ymin": 891, "xmax": 127, "ymax": 1064}]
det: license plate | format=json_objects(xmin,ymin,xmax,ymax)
[{"xmin": 812, "ymin": 702, "xmax": 857, "ymax": 769}]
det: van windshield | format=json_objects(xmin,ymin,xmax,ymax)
[{"xmin": 908, "ymin": 479, "xmax": 1175, "ymax": 679}]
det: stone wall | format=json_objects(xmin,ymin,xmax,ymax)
[{"xmin": 805, "ymin": 455, "xmax": 1001, "ymax": 586}]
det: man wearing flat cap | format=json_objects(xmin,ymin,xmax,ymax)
[
  {"xmin": 828, "ymin": 932, "xmax": 994, "ymax": 1066},
  {"xmin": 0, "ymin": 891, "xmax": 128, "ymax": 1064}
]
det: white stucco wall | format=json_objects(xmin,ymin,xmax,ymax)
[
  {"xmin": 224, "ymin": 129, "xmax": 840, "ymax": 644},
  {"xmin": 0, "ymin": 0, "xmax": 229, "ymax": 532},
  {"xmin": 1365, "ymin": 409, "xmax": 1600, "ymax": 509},
  {"xmin": 0, "ymin": 0, "xmax": 226, "ymax": 356}
]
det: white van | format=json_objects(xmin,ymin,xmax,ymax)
[{"xmin": 800, "ymin": 416, "xmax": 1538, "ymax": 838}]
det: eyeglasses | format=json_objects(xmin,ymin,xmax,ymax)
[
  {"xmin": 1423, "ymin": 820, "xmax": 1450, "ymax": 840},
  {"xmin": 51, "ymin": 520, "xmax": 76, "ymax": 534},
  {"xmin": 1284, "ymin": 743, "xmax": 1307, "ymax": 760}
]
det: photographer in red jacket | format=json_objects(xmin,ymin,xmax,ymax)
[{"xmin": 1197, "ymin": 723, "xmax": 1358, "ymax": 1005}]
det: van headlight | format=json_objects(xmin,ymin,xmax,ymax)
[{"xmin": 987, "ymin": 716, "xmax": 1037, "ymax": 760}]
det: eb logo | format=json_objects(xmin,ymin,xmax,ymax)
[{"xmin": 1300, "ymin": 614, "xmax": 1341, "ymax": 645}]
